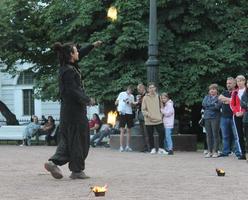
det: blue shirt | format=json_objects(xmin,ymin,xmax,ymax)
[{"xmin": 202, "ymin": 95, "xmax": 221, "ymax": 119}]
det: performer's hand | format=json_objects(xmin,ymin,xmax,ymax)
[{"xmin": 93, "ymin": 40, "xmax": 103, "ymax": 48}]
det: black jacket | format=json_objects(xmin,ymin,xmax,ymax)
[
  {"xmin": 241, "ymin": 90, "xmax": 248, "ymax": 124},
  {"xmin": 59, "ymin": 44, "xmax": 94, "ymax": 123}
]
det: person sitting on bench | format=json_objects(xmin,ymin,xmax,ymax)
[
  {"xmin": 34, "ymin": 116, "xmax": 55, "ymax": 144},
  {"xmin": 21, "ymin": 115, "xmax": 41, "ymax": 146}
]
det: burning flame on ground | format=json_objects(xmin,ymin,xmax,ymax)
[
  {"xmin": 107, "ymin": 111, "xmax": 118, "ymax": 127},
  {"xmin": 91, "ymin": 184, "xmax": 108, "ymax": 193}
]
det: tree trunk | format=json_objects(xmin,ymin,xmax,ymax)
[{"xmin": 0, "ymin": 101, "xmax": 19, "ymax": 125}]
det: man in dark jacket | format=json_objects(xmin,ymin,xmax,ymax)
[
  {"xmin": 44, "ymin": 40, "xmax": 102, "ymax": 179},
  {"xmin": 241, "ymin": 86, "xmax": 248, "ymax": 160},
  {"xmin": 218, "ymin": 77, "xmax": 241, "ymax": 157}
]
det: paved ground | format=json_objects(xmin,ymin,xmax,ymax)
[{"xmin": 0, "ymin": 145, "xmax": 248, "ymax": 200}]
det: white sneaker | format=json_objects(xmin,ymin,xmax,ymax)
[
  {"xmin": 125, "ymin": 146, "xmax": 133, "ymax": 152},
  {"xmin": 150, "ymin": 148, "xmax": 156, "ymax": 154},
  {"xmin": 203, "ymin": 150, "xmax": 208, "ymax": 155},
  {"xmin": 205, "ymin": 152, "xmax": 212, "ymax": 158},
  {"xmin": 158, "ymin": 148, "xmax": 168, "ymax": 155},
  {"xmin": 212, "ymin": 153, "xmax": 219, "ymax": 158},
  {"xmin": 119, "ymin": 146, "xmax": 124, "ymax": 152}
]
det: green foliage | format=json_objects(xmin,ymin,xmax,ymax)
[{"xmin": 1, "ymin": 0, "xmax": 248, "ymax": 106}]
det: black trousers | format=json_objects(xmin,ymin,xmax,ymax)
[
  {"xmin": 145, "ymin": 123, "xmax": 165, "ymax": 149},
  {"xmin": 49, "ymin": 119, "xmax": 90, "ymax": 172},
  {"xmin": 243, "ymin": 123, "xmax": 248, "ymax": 154},
  {"xmin": 234, "ymin": 116, "xmax": 246, "ymax": 155},
  {"xmin": 139, "ymin": 120, "xmax": 150, "ymax": 151}
]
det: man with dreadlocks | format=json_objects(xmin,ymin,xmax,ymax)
[{"xmin": 44, "ymin": 40, "xmax": 102, "ymax": 179}]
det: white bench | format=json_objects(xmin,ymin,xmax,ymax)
[{"xmin": 0, "ymin": 125, "xmax": 46, "ymax": 141}]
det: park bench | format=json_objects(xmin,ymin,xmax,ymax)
[{"xmin": 0, "ymin": 125, "xmax": 55, "ymax": 143}]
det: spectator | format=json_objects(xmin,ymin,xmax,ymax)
[
  {"xmin": 20, "ymin": 115, "xmax": 41, "ymax": 146},
  {"xmin": 241, "ymin": 82, "xmax": 248, "ymax": 160},
  {"xmin": 40, "ymin": 115, "xmax": 48, "ymax": 125},
  {"xmin": 199, "ymin": 109, "xmax": 208, "ymax": 155},
  {"xmin": 202, "ymin": 83, "xmax": 221, "ymax": 158},
  {"xmin": 218, "ymin": 77, "xmax": 241, "ymax": 157},
  {"xmin": 230, "ymin": 75, "xmax": 246, "ymax": 160},
  {"xmin": 142, "ymin": 82, "xmax": 167, "ymax": 155},
  {"xmin": 34, "ymin": 116, "xmax": 55, "ymax": 145},
  {"xmin": 90, "ymin": 117, "xmax": 111, "ymax": 147},
  {"xmin": 89, "ymin": 113, "xmax": 101, "ymax": 134},
  {"xmin": 115, "ymin": 85, "xmax": 136, "ymax": 152},
  {"xmin": 160, "ymin": 93, "xmax": 175, "ymax": 155},
  {"xmin": 136, "ymin": 83, "xmax": 150, "ymax": 152}
]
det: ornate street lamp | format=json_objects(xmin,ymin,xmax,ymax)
[{"xmin": 146, "ymin": 0, "xmax": 158, "ymax": 87}]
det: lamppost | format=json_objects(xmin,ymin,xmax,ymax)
[{"xmin": 146, "ymin": 0, "xmax": 158, "ymax": 87}]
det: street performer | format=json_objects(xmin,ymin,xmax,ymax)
[{"xmin": 44, "ymin": 40, "xmax": 102, "ymax": 179}]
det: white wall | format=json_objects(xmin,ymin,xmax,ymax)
[
  {"xmin": 0, "ymin": 70, "xmax": 100, "ymax": 123},
  {"xmin": 0, "ymin": 70, "xmax": 61, "ymax": 122},
  {"xmin": 41, "ymin": 101, "xmax": 60, "ymax": 120}
]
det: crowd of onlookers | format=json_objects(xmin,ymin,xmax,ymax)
[
  {"xmin": 20, "ymin": 76, "xmax": 248, "ymax": 162},
  {"xmin": 87, "ymin": 82, "xmax": 175, "ymax": 155},
  {"xmin": 20, "ymin": 115, "xmax": 57, "ymax": 146},
  {"xmin": 201, "ymin": 75, "xmax": 248, "ymax": 160},
  {"xmin": 114, "ymin": 83, "xmax": 175, "ymax": 155}
]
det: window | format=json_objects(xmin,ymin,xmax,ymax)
[
  {"xmin": 17, "ymin": 71, "xmax": 34, "ymax": 85},
  {"xmin": 23, "ymin": 89, "xmax": 34, "ymax": 116}
]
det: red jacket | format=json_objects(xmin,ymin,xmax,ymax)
[{"xmin": 230, "ymin": 89, "xmax": 246, "ymax": 114}]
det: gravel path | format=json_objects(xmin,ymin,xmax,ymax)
[{"xmin": 0, "ymin": 145, "xmax": 247, "ymax": 200}]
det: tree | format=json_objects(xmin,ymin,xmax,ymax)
[
  {"xmin": 1, "ymin": 0, "xmax": 248, "ymax": 107},
  {"xmin": 0, "ymin": 101, "xmax": 19, "ymax": 125}
]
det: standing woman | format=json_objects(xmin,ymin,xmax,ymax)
[
  {"xmin": 230, "ymin": 75, "xmax": 246, "ymax": 160},
  {"xmin": 202, "ymin": 84, "xmax": 221, "ymax": 158},
  {"xmin": 44, "ymin": 40, "xmax": 102, "ymax": 179},
  {"xmin": 160, "ymin": 93, "xmax": 175, "ymax": 155}
]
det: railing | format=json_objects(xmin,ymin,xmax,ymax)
[{"xmin": 0, "ymin": 119, "xmax": 60, "ymax": 126}]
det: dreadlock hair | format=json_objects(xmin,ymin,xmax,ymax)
[{"xmin": 53, "ymin": 42, "xmax": 76, "ymax": 66}]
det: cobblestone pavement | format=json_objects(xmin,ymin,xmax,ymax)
[{"xmin": 0, "ymin": 145, "xmax": 248, "ymax": 200}]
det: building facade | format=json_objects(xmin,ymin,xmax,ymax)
[{"xmin": 0, "ymin": 66, "xmax": 99, "ymax": 123}]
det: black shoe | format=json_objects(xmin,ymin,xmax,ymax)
[
  {"xmin": 90, "ymin": 143, "xmax": 96, "ymax": 147},
  {"xmin": 168, "ymin": 150, "xmax": 174, "ymax": 155},
  {"xmin": 140, "ymin": 148, "xmax": 149, "ymax": 153},
  {"xmin": 238, "ymin": 155, "xmax": 246, "ymax": 160},
  {"xmin": 218, "ymin": 153, "xmax": 228, "ymax": 157}
]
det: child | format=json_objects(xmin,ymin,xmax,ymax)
[{"xmin": 160, "ymin": 93, "xmax": 175, "ymax": 155}]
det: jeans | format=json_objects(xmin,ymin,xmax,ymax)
[
  {"xmin": 164, "ymin": 128, "xmax": 173, "ymax": 151},
  {"xmin": 90, "ymin": 130, "xmax": 110, "ymax": 146},
  {"xmin": 204, "ymin": 118, "xmax": 220, "ymax": 153},
  {"xmin": 220, "ymin": 117, "xmax": 241, "ymax": 156}
]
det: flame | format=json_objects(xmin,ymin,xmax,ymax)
[
  {"xmin": 107, "ymin": 6, "xmax": 117, "ymax": 21},
  {"xmin": 216, "ymin": 168, "xmax": 225, "ymax": 173},
  {"xmin": 107, "ymin": 111, "xmax": 118, "ymax": 126},
  {"xmin": 91, "ymin": 185, "xmax": 108, "ymax": 193}
]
